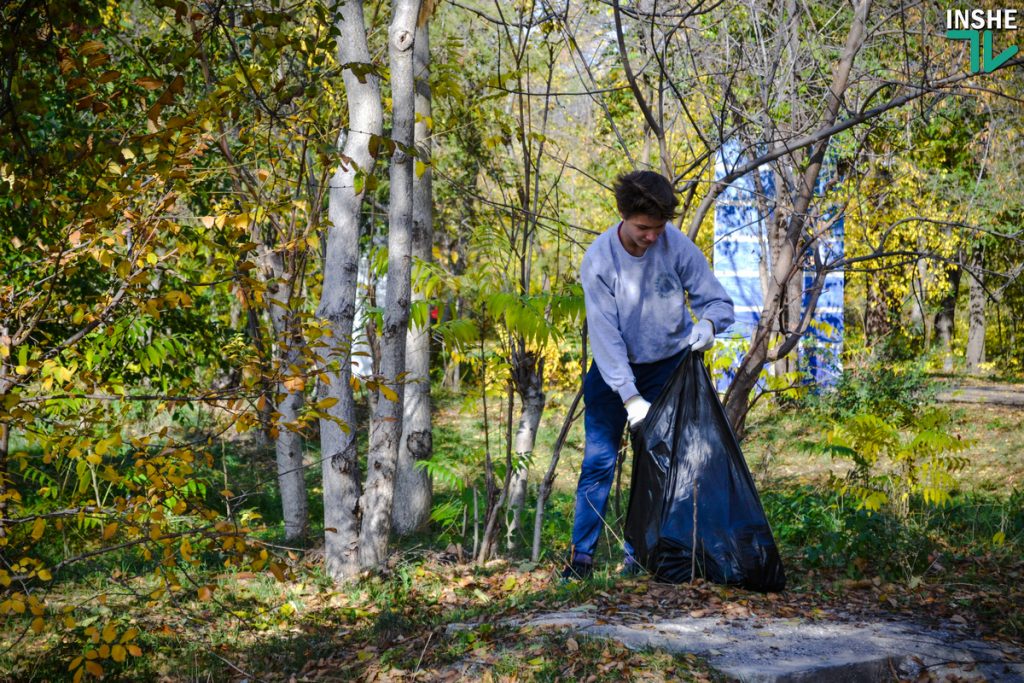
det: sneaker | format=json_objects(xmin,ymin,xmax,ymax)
[{"xmin": 561, "ymin": 560, "xmax": 594, "ymax": 581}]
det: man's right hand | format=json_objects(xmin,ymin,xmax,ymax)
[{"xmin": 624, "ymin": 396, "xmax": 651, "ymax": 429}]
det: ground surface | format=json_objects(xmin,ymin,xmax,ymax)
[{"xmin": 3, "ymin": 379, "xmax": 1023, "ymax": 681}]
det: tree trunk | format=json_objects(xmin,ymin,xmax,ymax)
[
  {"xmin": 267, "ymin": 275, "xmax": 308, "ymax": 541},
  {"xmin": 506, "ymin": 350, "xmax": 545, "ymax": 552},
  {"xmin": 318, "ymin": 0, "xmax": 383, "ymax": 581},
  {"xmin": 393, "ymin": 17, "xmax": 433, "ymax": 536},
  {"xmin": 934, "ymin": 263, "xmax": 961, "ymax": 373},
  {"xmin": 358, "ymin": 0, "xmax": 420, "ymax": 570},
  {"xmin": 965, "ymin": 247, "xmax": 986, "ymax": 372}
]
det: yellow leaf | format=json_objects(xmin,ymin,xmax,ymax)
[
  {"xmin": 146, "ymin": 252, "xmax": 158, "ymax": 265},
  {"xmin": 31, "ymin": 517, "xmax": 45, "ymax": 540},
  {"xmin": 127, "ymin": 644, "xmax": 142, "ymax": 657},
  {"xmin": 79, "ymin": 40, "xmax": 105, "ymax": 56},
  {"xmin": 85, "ymin": 660, "xmax": 103, "ymax": 677},
  {"xmin": 120, "ymin": 627, "xmax": 138, "ymax": 643},
  {"xmin": 73, "ymin": 665, "xmax": 84, "ymax": 683},
  {"xmin": 64, "ymin": 615, "xmax": 76, "ymax": 629},
  {"xmin": 502, "ymin": 576, "xmax": 516, "ymax": 591},
  {"xmin": 379, "ymin": 384, "xmax": 399, "ymax": 402},
  {"xmin": 101, "ymin": 623, "xmax": 117, "ymax": 643},
  {"xmin": 102, "ymin": 523, "xmax": 118, "ymax": 540},
  {"xmin": 37, "ymin": 569, "xmax": 52, "ymax": 581},
  {"xmin": 111, "ymin": 644, "xmax": 126, "ymax": 663},
  {"xmin": 31, "ymin": 617, "xmax": 44, "ymax": 633},
  {"xmin": 993, "ymin": 531, "xmax": 1006, "ymax": 546},
  {"xmin": 269, "ymin": 563, "xmax": 287, "ymax": 582},
  {"xmin": 197, "ymin": 585, "xmax": 213, "ymax": 601},
  {"xmin": 69, "ymin": 656, "xmax": 83, "ymax": 671},
  {"xmin": 283, "ymin": 376, "xmax": 305, "ymax": 392},
  {"xmin": 135, "ymin": 76, "xmax": 164, "ymax": 90}
]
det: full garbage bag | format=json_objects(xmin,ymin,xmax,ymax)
[{"xmin": 624, "ymin": 348, "xmax": 786, "ymax": 592}]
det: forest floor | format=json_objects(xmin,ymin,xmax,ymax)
[{"xmin": 3, "ymin": 387, "xmax": 1023, "ymax": 681}]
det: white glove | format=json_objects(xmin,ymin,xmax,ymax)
[
  {"xmin": 624, "ymin": 395, "xmax": 651, "ymax": 429},
  {"xmin": 687, "ymin": 319, "xmax": 715, "ymax": 352}
]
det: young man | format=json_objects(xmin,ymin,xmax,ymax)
[{"xmin": 564, "ymin": 170, "xmax": 735, "ymax": 580}]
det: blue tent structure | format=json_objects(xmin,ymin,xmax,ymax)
[{"xmin": 711, "ymin": 141, "xmax": 844, "ymax": 392}]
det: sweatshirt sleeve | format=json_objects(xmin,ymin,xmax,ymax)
[
  {"xmin": 677, "ymin": 234, "xmax": 735, "ymax": 334},
  {"xmin": 581, "ymin": 254, "xmax": 639, "ymax": 404}
]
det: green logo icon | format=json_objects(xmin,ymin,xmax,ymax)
[{"xmin": 947, "ymin": 29, "xmax": 1019, "ymax": 73}]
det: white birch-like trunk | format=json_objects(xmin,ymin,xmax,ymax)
[
  {"xmin": 266, "ymin": 273, "xmax": 308, "ymax": 541},
  {"xmin": 392, "ymin": 18, "xmax": 434, "ymax": 536},
  {"xmin": 506, "ymin": 354, "xmax": 545, "ymax": 552},
  {"xmin": 358, "ymin": 0, "xmax": 420, "ymax": 569},
  {"xmin": 318, "ymin": 0, "xmax": 382, "ymax": 581}
]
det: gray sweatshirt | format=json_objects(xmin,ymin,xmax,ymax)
[{"xmin": 581, "ymin": 222, "xmax": 735, "ymax": 403}]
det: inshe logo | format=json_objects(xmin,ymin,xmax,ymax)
[{"xmin": 945, "ymin": 9, "xmax": 1020, "ymax": 73}]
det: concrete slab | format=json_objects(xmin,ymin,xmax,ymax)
[{"xmin": 453, "ymin": 611, "xmax": 1024, "ymax": 682}]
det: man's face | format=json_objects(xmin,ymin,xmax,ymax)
[{"xmin": 619, "ymin": 213, "xmax": 667, "ymax": 256}]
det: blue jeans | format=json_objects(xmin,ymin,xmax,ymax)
[{"xmin": 570, "ymin": 349, "xmax": 685, "ymax": 563}]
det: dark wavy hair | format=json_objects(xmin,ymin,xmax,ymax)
[{"xmin": 613, "ymin": 170, "xmax": 679, "ymax": 220}]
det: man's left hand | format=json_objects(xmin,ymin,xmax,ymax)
[{"xmin": 688, "ymin": 319, "xmax": 715, "ymax": 352}]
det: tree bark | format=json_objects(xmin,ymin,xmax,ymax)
[
  {"xmin": 506, "ymin": 349, "xmax": 545, "ymax": 552},
  {"xmin": 965, "ymin": 247, "xmax": 986, "ymax": 372},
  {"xmin": 318, "ymin": 0, "xmax": 383, "ymax": 581},
  {"xmin": 266, "ymin": 273, "xmax": 308, "ymax": 541},
  {"xmin": 393, "ymin": 16, "xmax": 434, "ymax": 536},
  {"xmin": 358, "ymin": 0, "xmax": 420, "ymax": 569}
]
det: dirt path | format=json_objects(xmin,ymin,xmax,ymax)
[{"xmin": 936, "ymin": 381, "xmax": 1024, "ymax": 407}]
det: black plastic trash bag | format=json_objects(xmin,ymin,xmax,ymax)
[{"xmin": 624, "ymin": 348, "xmax": 786, "ymax": 592}]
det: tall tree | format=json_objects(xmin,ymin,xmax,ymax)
[
  {"xmin": 359, "ymin": 0, "xmax": 422, "ymax": 568},
  {"xmin": 393, "ymin": 4, "xmax": 435, "ymax": 536},
  {"xmin": 318, "ymin": 0, "xmax": 383, "ymax": 579}
]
